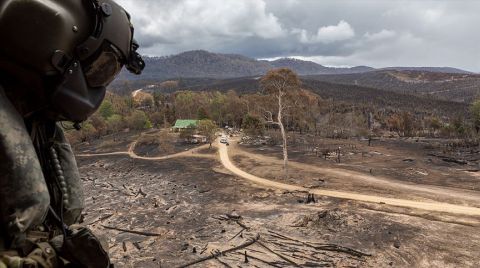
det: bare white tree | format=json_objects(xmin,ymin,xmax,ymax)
[{"xmin": 261, "ymin": 68, "xmax": 301, "ymax": 178}]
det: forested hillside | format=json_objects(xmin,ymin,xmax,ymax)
[
  {"xmin": 115, "ymin": 50, "xmax": 375, "ymax": 81},
  {"xmin": 308, "ymin": 71, "xmax": 480, "ymax": 103},
  {"xmin": 112, "ymin": 50, "xmax": 478, "ymax": 105},
  {"xmin": 116, "ymin": 76, "xmax": 467, "ymax": 118}
]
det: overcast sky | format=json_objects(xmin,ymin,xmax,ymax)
[{"xmin": 117, "ymin": 0, "xmax": 480, "ymax": 71}]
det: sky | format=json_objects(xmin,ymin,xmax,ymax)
[{"xmin": 116, "ymin": 0, "xmax": 480, "ymax": 71}]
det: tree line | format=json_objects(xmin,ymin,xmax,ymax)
[{"xmin": 66, "ymin": 69, "xmax": 480, "ymax": 145}]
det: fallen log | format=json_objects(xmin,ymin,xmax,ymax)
[
  {"xmin": 229, "ymin": 228, "xmax": 245, "ymax": 241},
  {"xmin": 101, "ymin": 225, "xmax": 162, "ymax": 237},
  {"xmin": 233, "ymin": 252, "xmax": 282, "ymax": 268},
  {"xmin": 176, "ymin": 234, "xmax": 260, "ymax": 268},
  {"xmin": 257, "ymin": 241, "xmax": 301, "ymax": 267},
  {"xmin": 267, "ymin": 230, "xmax": 371, "ymax": 257},
  {"xmin": 212, "ymin": 251, "xmax": 234, "ymax": 268},
  {"xmin": 87, "ymin": 213, "xmax": 114, "ymax": 225}
]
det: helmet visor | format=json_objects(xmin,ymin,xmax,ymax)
[{"xmin": 83, "ymin": 44, "xmax": 123, "ymax": 88}]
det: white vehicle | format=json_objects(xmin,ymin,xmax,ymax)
[{"xmin": 220, "ymin": 136, "xmax": 228, "ymax": 144}]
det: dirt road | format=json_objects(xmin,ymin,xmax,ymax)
[
  {"xmin": 77, "ymin": 137, "xmax": 480, "ymax": 216},
  {"xmin": 231, "ymin": 143, "xmax": 480, "ymax": 203},
  {"xmin": 219, "ymin": 142, "xmax": 480, "ymax": 216},
  {"xmin": 77, "ymin": 141, "xmax": 214, "ymax": 160}
]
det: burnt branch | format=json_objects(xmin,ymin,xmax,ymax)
[{"xmin": 176, "ymin": 234, "xmax": 260, "ymax": 268}]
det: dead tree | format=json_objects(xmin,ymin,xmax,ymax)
[{"xmin": 261, "ymin": 68, "xmax": 301, "ymax": 178}]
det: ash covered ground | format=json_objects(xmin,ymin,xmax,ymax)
[{"xmin": 75, "ymin": 132, "xmax": 480, "ymax": 267}]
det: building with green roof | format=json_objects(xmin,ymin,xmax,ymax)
[{"xmin": 172, "ymin": 119, "xmax": 198, "ymax": 130}]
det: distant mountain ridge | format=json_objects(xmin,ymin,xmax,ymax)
[
  {"xmin": 380, "ymin": 66, "xmax": 472, "ymax": 74},
  {"xmin": 115, "ymin": 49, "xmax": 473, "ymax": 84},
  {"xmin": 307, "ymin": 70, "xmax": 480, "ymax": 103},
  {"xmin": 267, "ymin": 58, "xmax": 375, "ymax": 75},
  {"xmin": 117, "ymin": 50, "xmax": 379, "ymax": 81}
]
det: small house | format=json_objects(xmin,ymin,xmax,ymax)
[{"xmin": 172, "ymin": 119, "xmax": 198, "ymax": 132}]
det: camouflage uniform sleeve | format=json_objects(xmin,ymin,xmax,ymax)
[
  {"xmin": 0, "ymin": 87, "xmax": 50, "ymax": 248},
  {"xmin": 51, "ymin": 125, "xmax": 84, "ymax": 225}
]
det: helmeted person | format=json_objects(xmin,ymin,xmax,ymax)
[{"xmin": 0, "ymin": 0, "xmax": 144, "ymax": 266}]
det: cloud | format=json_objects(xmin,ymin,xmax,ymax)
[
  {"xmin": 315, "ymin": 20, "xmax": 355, "ymax": 43},
  {"xmin": 116, "ymin": 0, "xmax": 480, "ymax": 71},
  {"xmin": 297, "ymin": 20, "xmax": 355, "ymax": 44},
  {"xmin": 364, "ymin": 29, "xmax": 396, "ymax": 42},
  {"xmin": 116, "ymin": 0, "xmax": 285, "ymax": 48},
  {"xmin": 424, "ymin": 8, "xmax": 443, "ymax": 23}
]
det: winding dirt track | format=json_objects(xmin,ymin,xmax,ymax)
[
  {"xmin": 230, "ymin": 143, "xmax": 480, "ymax": 203},
  {"xmin": 77, "ymin": 141, "xmax": 214, "ymax": 160},
  {"xmin": 77, "ymin": 139, "xmax": 480, "ymax": 216},
  {"xmin": 218, "ymin": 142, "xmax": 480, "ymax": 216}
]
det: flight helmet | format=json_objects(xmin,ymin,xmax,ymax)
[{"xmin": 0, "ymin": 0, "xmax": 145, "ymax": 122}]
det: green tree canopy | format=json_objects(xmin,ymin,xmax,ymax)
[
  {"xmin": 242, "ymin": 114, "xmax": 263, "ymax": 136},
  {"xmin": 99, "ymin": 100, "xmax": 114, "ymax": 119},
  {"xmin": 197, "ymin": 119, "xmax": 217, "ymax": 147},
  {"xmin": 125, "ymin": 110, "xmax": 152, "ymax": 130}
]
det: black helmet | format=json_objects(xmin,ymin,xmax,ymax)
[{"xmin": 0, "ymin": 0, "xmax": 145, "ymax": 122}]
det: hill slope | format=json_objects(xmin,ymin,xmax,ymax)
[
  {"xmin": 268, "ymin": 58, "xmax": 374, "ymax": 75},
  {"xmin": 141, "ymin": 76, "xmax": 467, "ymax": 118},
  {"xmin": 381, "ymin": 67, "xmax": 472, "ymax": 74},
  {"xmin": 111, "ymin": 50, "xmax": 477, "ymax": 104},
  {"xmin": 116, "ymin": 50, "xmax": 375, "ymax": 81},
  {"xmin": 307, "ymin": 71, "xmax": 480, "ymax": 103}
]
